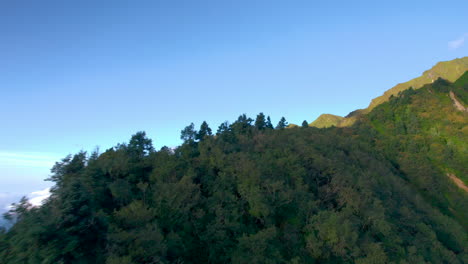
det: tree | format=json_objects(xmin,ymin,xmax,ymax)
[
  {"xmin": 180, "ymin": 123, "xmax": 197, "ymax": 142},
  {"xmin": 255, "ymin": 112, "xmax": 267, "ymax": 130},
  {"xmin": 266, "ymin": 116, "xmax": 274, "ymax": 129},
  {"xmin": 128, "ymin": 131, "xmax": 154, "ymax": 158},
  {"xmin": 3, "ymin": 197, "xmax": 31, "ymax": 223},
  {"xmin": 217, "ymin": 121, "xmax": 230, "ymax": 135},
  {"xmin": 231, "ymin": 114, "xmax": 253, "ymax": 135},
  {"xmin": 276, "ymin": 117, "xmax": 288, "ymax": 129},
  {"xmin": 196, "ymin": 121, "xmax": 212, "ymax": 141},
  {"xmin": 302, "ymin": 120, "xmax": 309, "ymax": 128}
]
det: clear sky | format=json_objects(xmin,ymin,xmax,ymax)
[{"xmin": 0, "ymin": 0, "xmax": 467, "ymax": 200}]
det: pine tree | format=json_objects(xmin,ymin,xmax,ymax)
[
  {"xmin": 266, "ymin": 116, "xmax": 274, "ymax": 129},
  {"xmin": 302, "ymin": 120, "xmax": 309, "ymax": 128},
  {"xmin": 276, "ymin": 117, "xmax": 288, "ymax": 129},
  {"xmin": 217, "ymin": 121, "xmax": 230, "ymax": 135},
  {"xmin": 196, "ymin": 121, "xmax": 212, "ymax": 140},
  {"xmin": 255, "ymin": 112, "xmax": 267, "ymax": 130},
  {"xmin": 231, "ymin": 114, "xmax": 253, "ymax": 135},
  {"xmin": 128, "ymin": 131, "xmax": 154, "ymax": 158},
  {"xmin": 180, "ymin": 123, "xmax": 197, "ymax": 142}
]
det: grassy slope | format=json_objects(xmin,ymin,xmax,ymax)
[
  {"xmin": 309, "ymin": 114, "xmax": 344, "ymax": 128},
  {"xmin": 309, "ymin": 57, "xmax": 468, "ymax": 128},
  {"xmin": 367, "ymin": 57, "xmax": 468, "ymax": 111}
]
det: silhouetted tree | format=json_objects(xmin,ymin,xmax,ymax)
[
  {"xmin": 276, "ymin": 117, "xmax": 288, "ymax": 129},
  {"xmin": 231, "ymin": 114, "xmax": 253, "ymax": 135},
  {"xmin": 196, "ymin": 121, "xmax": 212, "ymax": 141},
  {"xmin": 266, "ymin": 116, "xmax": 274, "ymax": 129},
  {"xmin": 181, "ymin": 123, "xmax": 197, "ymax": 142},
  {"xmin": 128, "ymin": 131, "xmax": 154, "ymax": 158},
  {"xmin": 217, "ymin": 121, "xmax": 230, "ymax": 134},
  {"xmin": 255, "ymin": 112, "xmax": 267, "ymax": 130}
]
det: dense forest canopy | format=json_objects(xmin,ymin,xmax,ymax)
[{"xmin": 0, "ymin": 73, "xmax": 467, "ymax": 263}]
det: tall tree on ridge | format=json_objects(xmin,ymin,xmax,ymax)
[
  {"xmin": 181, "ymin": 123, "xmax": 197, "ymax": 143},
  {"xmin": 266, "ymin": 116, "xmax": 274, "ymax": 129},
  {"xmin": 196, "ymin": 121, "xmax": 212, "ymax": 141},
  {"xmin": 276, "ymin": 117, "xmax": 288, "ymax": 129},
  {"xmin": 255, "ymin": 112, "xmax": 267, "ymax": 130}
]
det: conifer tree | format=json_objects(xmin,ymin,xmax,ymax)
[
  {"xmin": 180, "ymin": 123, "xmax": 197, "ymax": 142},
  {"xmin": 266, "ymin": 116, "xmax": 274, "ymax": 129},
  {"xmin": 196, "ymin": 121, "xmax": 212, "ymax": 140},
  {"xmin": 217, "ymin": 121, "xmax": 230, "ymax": 135},
  {"xmin": 276, "ymin": 117, "xmax": 288, "ymax": 129},
  {"xmin": 255, "ymin": 112, "xmax": 267, "ymax": 130}
]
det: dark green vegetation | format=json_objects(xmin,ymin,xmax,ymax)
[{"xmin": 1, "ymin": 72, "xmax": 467, "ymax": 263}]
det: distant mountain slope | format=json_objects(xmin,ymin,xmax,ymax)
[
  {"xmin": 367, "ymin": 57, "xmax": 468, "ymax": 111},
  {"xmin": 310, "ymin": 57, "xmax": 468, "ymax": 128},
  {"xmin": 309, "ymin": 114, "xmax": 344, "ymax": 128}
]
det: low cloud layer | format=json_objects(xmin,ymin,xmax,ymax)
[{"xmin": 1, "ymin": 187, "xmax": 52, "ymax": 212}]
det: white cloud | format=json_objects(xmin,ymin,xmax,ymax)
[
  {"xmin": 30, "ymin": 188, "xmax": 50, "ymax": 196},
  {"xmin": 0, "ymin": 151, "xmax": 61, "ymax": 168},
  {"xmin": 448, "ymin": 33, "xmax": 468, "ymax": 50},
  {"xmin": 28, "ymin": 187, "xmax": 51, "ymax": 207},
  {"xmin": 0, "ymin": 187, "xmax": 52, "ymax": 212}
]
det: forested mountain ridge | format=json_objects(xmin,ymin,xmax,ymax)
[
  {"xmin": 310, "ymin": 57, "xmax": 468, "ymax": 128},
  {"xmin": 0, "ymin": 74, "xmax": 467, "ymax": 263}
]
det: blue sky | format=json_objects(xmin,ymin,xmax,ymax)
[{"xmin": 0, "ymin": 0, "xmax": 467, "ymax": 200}]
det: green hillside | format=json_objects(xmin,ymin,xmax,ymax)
[
  {"xmin": 367, "ymin": 57, "xmax": 468, "ymax": 111},
  {"xmin": 309, "ymin": 57, "xmax": 468, "ymax": 128}
]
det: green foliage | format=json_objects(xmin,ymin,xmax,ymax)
[
  {"xmin": 180, "ymin": 122, "xmax": 196, "ymax": 142},
  {"xmin": 360, "ymin": 76, "xmax": 468, "ymax": 227},
  {"xmin": 266, "ymin": 116, "xmax": 274, "ymax": 129},
  {"xmin": 196, "ymin": 121, "xmax": 212, "ymax": 141},
  {"xmin": 255, "ymin": 112, "xmax": 267, "ymax": 130},
  {"xmin": 127, "ymin": 131, "xmax": 154, "ymax": 158}
]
